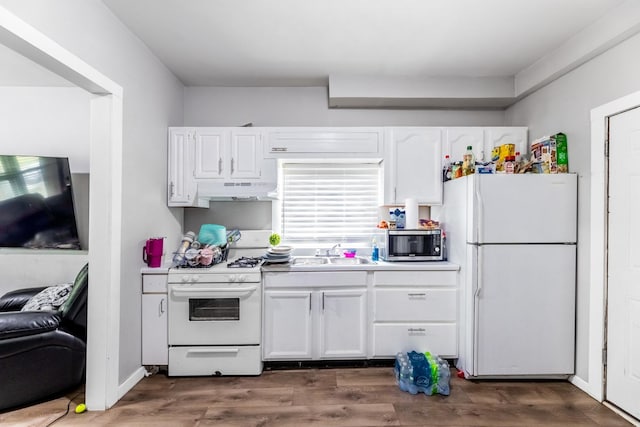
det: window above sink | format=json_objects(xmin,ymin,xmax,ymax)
[{"xmin": 273, "ymin": 160, "xmax": 382, "ymax": 247}]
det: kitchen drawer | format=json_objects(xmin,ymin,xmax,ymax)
[
  {"xmin": 374, "ymin": 288, "xmax": 456, "ymax": 322},
  {"xmin": 374, "ymin": 270, "xmax": 456, "ymax": 287},
  {"xmin": 168, "ymin": 345, "xmax": 262, "ymax": 376},
  {"xmin": 372, "ymin": 323, "xmax": 457, "ymax": 358},
  {"xmin": 142, "ymin": 274, "xmax": 168, "ymax": 293}
]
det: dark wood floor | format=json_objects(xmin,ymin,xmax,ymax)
[{"xmin": 0, "ymin": 366, "xmax": 633, "ymax": 426}]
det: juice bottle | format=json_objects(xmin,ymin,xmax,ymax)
[{"xmin": 462, "ymin": 146, "xmax": 475, "ymax": 176}]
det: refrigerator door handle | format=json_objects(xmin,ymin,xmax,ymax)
[
  {"xmin": 472, "ymin": 245, "xmax": 483, "ymax": 375},
  {"xmin": 475, "ymin": 245, "xmax": 483, "ymax": 298},
  {"xmin": 475, "ymin": 176, "xmax": 483, "ymax": 244}
]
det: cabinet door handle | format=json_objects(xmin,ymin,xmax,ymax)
[
  {"xmin": 218, "ymin": 157, "xmax": 223, "ymax": 175},
  {"xmin": 159, "ymin": 298, "xmax": 165, "ymax": 315},
  {"xmin": 408, "ymin": 293, "xmax": 427, "ymax": 297},
  {"xmin": 309, "ymin": 293, "xmax": 312, "ymax": 313},
  {"xmin": 407, "ymin": 327, "xmax": 426, "ymax": 334},
  {"xmin": 322, "ymin": 292, "xmax": 325, "ymax": 311},
  {"xmin": 231, "ymin": 157, "xmax": 235, "ymax": 174},
  {"xmin": 169, "ymin": 182, "xmax": 175, "ymax": 197}
]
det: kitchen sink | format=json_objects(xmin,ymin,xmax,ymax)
[
  {"xmin": 328, "ymin": 257, "xmax": 371, "ymax": 265},
  {"xmin": 291, "ymin": 257, "xmax": 330, "ymax": 265},
  {"xmin": 290, "ymin": 256, "xmax": 372, "ymax": 266}
]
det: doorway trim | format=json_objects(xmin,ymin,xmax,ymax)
[
  {"xmin": 588, "ymin": 89, "xmax": 640, "ymax": 401},
  {"xmin": 0, "ymin": 6, "xmax": 124, "ymax": 410}
]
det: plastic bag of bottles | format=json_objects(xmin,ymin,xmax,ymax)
[{"xmin": 394, "ymin": 351, "xmax": 451, "ymax": 396}]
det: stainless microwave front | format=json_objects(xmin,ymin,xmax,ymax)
[{"xmin": 382, "ymin": 229, "xmax": 443, "ymax": 261}]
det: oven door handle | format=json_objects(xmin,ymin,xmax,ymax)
[{"xmin": 171, "ymin": 285, "xmax": 257, "ymax": 298}]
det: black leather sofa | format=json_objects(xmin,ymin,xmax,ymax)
[{"xmin": 0, "ymin": 264, "xmax": 88, "ymax": 411}]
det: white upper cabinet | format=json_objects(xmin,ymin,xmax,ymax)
[
  {"xmin": 264, "ymin": 127, "xmax": 383, "ymax": 158},
  {"xmin": 384, "ymin": 127, "xmax": 443, "ymax": 205},
  {"xmin": 444, "ymin": 127, "xmax": 485, "ymax": 165},
  {"xmin": 168, "ymin": 128, "xmax": 197, "ymax": 207},
  {"xmin": 194, "ymin": 128, "xmax": 226, "ymax": 179},
  {"xmin": 194, "ymin": 127, "xmax": 264, "ymax": 180},
  {"xmin": 484, "ymin": 127, "xmax": 528, "ymax": 161},
  {"xmin": 444, "ymin": 127, "xmax": 528, "ymax": 165},
  {"xmin": 168, "ymin": 127, "xmax": 276, "ymax": 205},
  {"xmin": 230, "ymin": 129, "xmax": 263, "ymax": 179}
]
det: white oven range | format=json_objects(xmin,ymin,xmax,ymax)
[{"xmin": 167, "ymin": 230, "xmax": 268, "ymax": 376}]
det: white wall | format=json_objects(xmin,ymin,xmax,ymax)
[
  {"xmin": 0, "ymin": 87, "xmax": 91, "ymax": 172},
  {"xmin": 0, "ymin": 251, "xmax": 88, "ymax": 296},
  {"xmin": 0, "ymin": 86, "xmax": 91, "ymax": 253},
  {"xmin": 505, "ymin": 32, "xmax": 640, "ymax": 383},
  {"xmin": 185, "ymin": 86, "xmax": 507, "ymax": 127},
  {"xmin": 0, "ymin": 0, "xmax": 185, "ymax": 388},
  {"xmin": 184, "ymin": 86, "xmax": 507, "ymax": 229}
]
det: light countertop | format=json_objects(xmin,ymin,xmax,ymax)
[{"xmin": 261, "ymin": 260, "xmax": 459, "ymax": 272}]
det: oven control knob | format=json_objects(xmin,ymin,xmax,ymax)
[
  {"xmin": 191, "ymin": 275, "xmax": 200, "ymax": 282},
  {"xmin": 237, "ymin": 275, "xmax": 246, "ymax": 282},
  {"xmin": 181, "ymin": 275, "xmax": 189, "ymax": 283},
  {"xmin": 229, "ymin": 275, "xmax": 237, "ymax": 282}
]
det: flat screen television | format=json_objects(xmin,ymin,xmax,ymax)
[{"xmin": 0, "ymin": 155, "xmax": 81, "ymax": 249}]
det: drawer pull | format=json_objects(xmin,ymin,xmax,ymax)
[
  {"xmin": 408, "ymin": 293, "xmax": 426, "ymax": 297},
  {"xmin": 407, "ymin": 328, "xmax": 426, "ymax": 335},
  {"xmin": 186, "ymin": 348, "xmax": 239, "ymax": 355}
]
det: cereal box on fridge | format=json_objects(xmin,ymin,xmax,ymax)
[{"xmin": 530, "ymin": 133, "xmax": 568, "ymax": 173}]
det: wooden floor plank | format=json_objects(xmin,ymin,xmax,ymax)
[
  {"xmin": 393, "ymin": 401, "xmax": 600, "ymax": 427},
  {"xmin": 200, "ymin": 403, "xmax": 400, "ymax": 427},
  {"xmin": 0, "ymin": 367, "xmax": 632, "ymax": 426}
]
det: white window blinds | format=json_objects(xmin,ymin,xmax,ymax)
[{"xmin": 280, "ymin": 162, "xmax": 380, "ymax": 243}]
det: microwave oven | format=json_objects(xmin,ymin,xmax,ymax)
[{"xmin": 382, "ymin": 229, "xmax": 443, "ymax": 261}]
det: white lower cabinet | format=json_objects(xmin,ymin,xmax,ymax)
[
  {"xmin": 263, "ymin": 272, "xmax": 368, "ymax": 360},
  {"xmin": 319, "ymin": 289, "xmax": 367, "ymax": 358},
  {"xmin": 371, "ymin": 270, "xmax": 458, "ymax": 358},
  {"xmin": 141, "ymin": 273, "xmax": 168, "ymax": 366},
  {"xmin": 263, "ymin": 290, "xmax": 313, "ymax": 359}
]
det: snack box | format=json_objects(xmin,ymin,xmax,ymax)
[
  {"xmin": 531, "ymin": 133, "xmax": 567, "ymax": 174},
  {"xmin": 494, "ymin": 143, "xmax": 515, "ymax": 172},
  {"xmin": 556, "ymin": 133, "xmax": 569, "ymax": 173}
]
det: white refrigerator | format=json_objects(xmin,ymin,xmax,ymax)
[{"xmin": 433, "ymin": 173, "xmax": 577, "ymax": 378}]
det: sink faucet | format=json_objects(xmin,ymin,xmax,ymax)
[
  {"xmin": 316, "ymin": 243, "xmax": 341, "ymax": 257},
  {"xmin": 329, "ymin": 243, "xmax": 341, "ymax": 256}
]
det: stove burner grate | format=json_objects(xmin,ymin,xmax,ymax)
[{"xmin": 227, "ymin": 256, "xmax": 264, "ymax": 268}]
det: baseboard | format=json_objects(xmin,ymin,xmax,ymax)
[
  {"xmin": 569, "ymin": 374, "xmax": 601, "ymax": 401},
  {"xmin": 117, "ymin": 366, "xmax": 145, "ymax": 401},
  {"xmin": 603, "ymin": 402, "xmax": 640, "ymax": 426}
]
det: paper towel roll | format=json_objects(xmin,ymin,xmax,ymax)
[{"xmin": 405, "ymin": 198, "xmax": 419, "ymax": 230}]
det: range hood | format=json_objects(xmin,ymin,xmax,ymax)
[{"xmin": 196, "ymin": 180, "xmax": 279, "ymax": 201}]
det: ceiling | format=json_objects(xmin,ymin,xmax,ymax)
[
  {"xmin": 1, "ymin": 0, "xmax": 636, "ymax": 108},
  {"xmin": 102, "ymin": 0, "xmax": 626, "ymax": 87}
]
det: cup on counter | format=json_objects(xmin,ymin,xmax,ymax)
[
  {"xmin": 199, "ymin": 247, "xmax": 214, "ymax": 266},
  {"xmin": 185, "ymin": 248, "xmax": 201, "ymax": 266}
]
